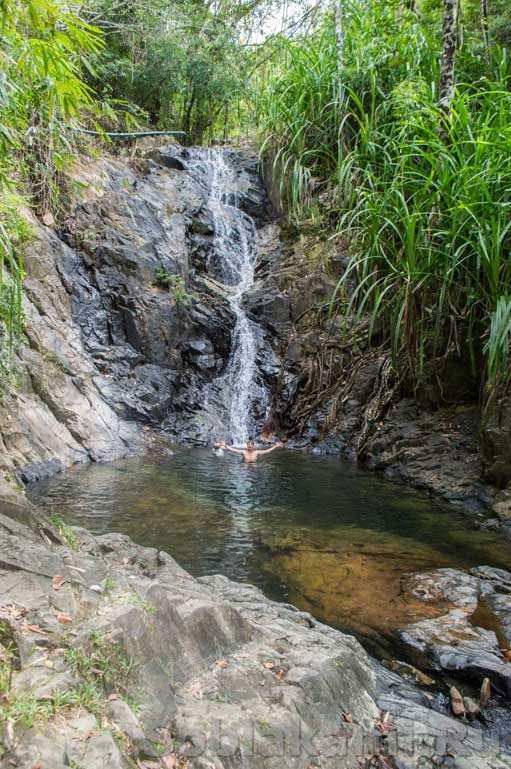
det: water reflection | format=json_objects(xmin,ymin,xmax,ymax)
[{"xmin": 29, "ymin": 448, "xmax": 511, "ymax": 656}]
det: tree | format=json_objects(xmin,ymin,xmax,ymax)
[
  {"xmin": 333, "ymin": 0, "xmax": 344, "ymax": 80},
  {"xmin": 480, "ymin": 0, "xmax": 490, "ymax": 58},
  {"xmin": 438, "ymin": 0, "xmax": 459, "ymax": 112}
]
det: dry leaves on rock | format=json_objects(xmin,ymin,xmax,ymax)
[
  {"xmin": 374, "ymin": 712, "xmax": 395, "ymax": 734},
  {"xmin": 359, "ymin": 754, "xmax": 399, "ymax": 769},
  {"xmin": 261, "ymin": 661, "xmax": 287, "ymax": 680},
  {"xmin": 52, "ymin": 574, "xmax": 64, "ymax": 591},
  {"xmin": 20, "ymin": 623, "xmax": 48, "ymax": 635},
  {"xmin": 163, "ymin": 755, "xmax": 186, "ymax": 769},
  {"xmin": 188, "ymin": 682, "xmax": 203, "ymax": 700},
  {"xmin": 55, "ymin": 611, "xmax": 73, "ymax": 624}
]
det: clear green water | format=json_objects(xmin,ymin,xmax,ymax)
[{"xmin": 28, "ymin": 448, "xmax": 511, "ymax": 657}]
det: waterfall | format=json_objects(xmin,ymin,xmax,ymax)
[{"xmin": 186, "ymin": 148, "xmax": 268, "ymax": 446}]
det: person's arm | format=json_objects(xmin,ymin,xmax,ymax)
[
  {"xmin": 213, "ymin": 441, "xmax": 244, "ymax": 455},
  {"xmin": 224, "ymin": 445, "xmax": 245, "ymax": 455},
  {"xmin": 254, "ymin": 442, "xmax": 284, "ymax": 456}
]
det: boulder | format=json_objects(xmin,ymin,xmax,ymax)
[{"xmin": 395, "ymin": 568, "xmax": 511, "ymax": 697}]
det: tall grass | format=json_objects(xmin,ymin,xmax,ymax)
[
  {"xmin": 0, "ymin": 200, "xmax": 28, "ymax": 372},
  {"xmin": 0, "ymin": 0, "xmax": 102, "ymax": 372},
  {"xmin": 258, "ymin": 0, "xmax": 511, "ymax": 392}
]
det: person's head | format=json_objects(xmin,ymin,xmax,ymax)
[{"xmin": 247, "ymin": 440, "xmax": 255, "ymax": 451}]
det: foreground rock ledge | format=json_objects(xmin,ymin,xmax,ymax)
[{"xmin": 0, "ymin": 495, "xmax": 509, "ymax": 769}]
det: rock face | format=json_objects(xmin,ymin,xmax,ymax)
[
  {"xmin": 0, "ymin": 145, "xmax": 283, "ymax": 481},
  {"xmin": 0, "ymin": 490, "xmax": 509, "ymax": 769},
  {"xmin": 0, "ymin": 139, "xmax": 507, "ymax": 513}
]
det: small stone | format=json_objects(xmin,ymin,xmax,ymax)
[{"xmin": 449, "ymin": 686, "xmax": 465, "ymax": 717}]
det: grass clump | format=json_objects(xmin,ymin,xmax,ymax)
[
  {"xmin": 154, "ymin": 266, "xmax": 195, "ymax": 306},
  {"xmin": 259, "ymin": 0, "xmax": 511, "ymax": 397},
  {"xmin": 0, "ymin": 198, "xmax": 29, "ymax": 375},
  {"xmin": 64, "ymin": 630, "xmax": 135, "ymax": 693},
  {"xmin": 0, "ymin": 623, "xmax": 104, "ymax": 728},
  {"xmin": 49, "ymin": 512, "xmax": 79, "ymax": 551}
]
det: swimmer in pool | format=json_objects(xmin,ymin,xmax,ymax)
[{"xmin": 213, "ymin": 439, "xmax": 284, "ymax": 462}]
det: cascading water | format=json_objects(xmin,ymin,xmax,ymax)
[{"xmin": 186, "ymin": 148, "xmax": 269, "ymax": 445}]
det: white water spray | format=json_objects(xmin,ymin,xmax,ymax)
[{"xmin": 188, "ymin": 148, "xmax": 267, "ymax": 445}]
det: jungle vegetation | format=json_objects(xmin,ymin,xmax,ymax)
[{"xmin": 1, "ymin": 0, "xmax": 510, "ymax": 402}]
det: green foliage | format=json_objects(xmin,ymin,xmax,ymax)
[
  {"xmin": 0, "ymin": 0, "xmax": 103, "ymax": 207},
  {"xmin": 0, "ymin": 197, "xmax": 31, "ymax": 373},
  {"xmin": 50, "ymin": 511, "xmax": 79, "ymax": 550},
  {"xmin": 154, "ymin": 266, "xmax": 195, "ymax": 305},
  {"xmin": 0, "ymin": 627, "xmax": 104, "ymax": 728},
  {"xmin": 0, "ymin": 0, "xmax": 103, "ymax": 371},
  {"xmin": 259, "ymin": 0, "xmax": 511, "ymax": 393},
  {"xmin": 84, "ymin": 0, "xmax": 251, "ymax": 141},
  {"xmin": 64, "ymin": 630, "xmax": 135, "ymax": 692}
]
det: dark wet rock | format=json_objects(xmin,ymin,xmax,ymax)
[
  {"xmin": 362, "ymin": 401, "xmax": 487, "ymax": 507},
  {"xmin": 481, "ymin": 395, "xmax": 511, "ymax": 486},
  {"xmin": 18, "ymin": 458, "xmax": 65, "ymax": 484},
  {"xmin": 288, "ymin": 272, "xmax": 336, "ymax": 321},
  {"xmin": 491, "ymin": 485, "xmax": 511, "ymax": 520},
  {"xmin": 0, "ymin": 144, "xmax": 284, "ymax": 476},
  {"xmin": 395, "ymin": 568, "xmax": 511, "ymax": 698},
  {"xmin": 242, "ymin": 282, "xmax": 290, "ymax": 326},
  {"xmin": 374, "ymin": 661, "xmax": 509, "ymax": 768}
]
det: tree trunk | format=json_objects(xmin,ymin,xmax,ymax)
[
  {"xmin": 480, "ymin": 0, "xmax": 490, "ymax": 60},
  {"xmin": 438, "ymin": 0, "xmax": 459, "ymax": 112},
  {"xmin": 333, "ymin": 0, "xmax": 343, "ymax": 97},
  {"xmin": 397, "ymin": 0, "xmax": 404, "ymax": 27}
]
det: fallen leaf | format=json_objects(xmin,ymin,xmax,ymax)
[
  {"xmin": 341, "ymin": 711, "xmax": 353, "ymax": 723},
  {"xmin": 188, "ymin": 683, "xmax": 203, "ymax": 700},
  {"xmin": 216, "ymin": 659, "xmax": 229, "ymax": 669},
  {"xmin": 52, "ymin": 575, "xmax": 64, "ymax": 591},
  {"xmin": 374, "ymin": 712, "xmax": 395, "ymax": 734},
  {"xmin": 20, "ymin": 624, "xmax": 48, "ymax": 635},
  {"xmin": 263, "ymin": 662, "xmax": 274, "ymax": 670},
  {"xmin": 163, "ymin": 755, "xmax": 179, "ymax": 769},
  {"xmin": 55, "ymin": 611, "xmax": 73, "ymax": 624}
]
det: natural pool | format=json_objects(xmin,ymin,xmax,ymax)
[{"xmin": 29, "ymin": 448, "xmax": 511, "ymax": 658}]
